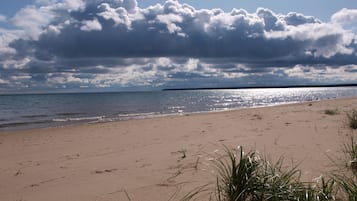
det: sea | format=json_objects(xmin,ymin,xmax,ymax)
[{"xmin": 1, "ymin": 87, "xmax": 357, "ymax": 131}]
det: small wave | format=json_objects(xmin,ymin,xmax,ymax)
[
  {"xmin": 0, "ymin": 120, "xmax": 52, "ymax": 128},
  {"xmin": 118, "ymin": 112, "xmax": 159, "ymax": 118},
  {"xmin": 52, "ymin": 118, "xmax": 68, "ymax": 122},
  {"xmin": 167, "ymin": 106, "xmax": 186, "ymax": 110},
  {"xmin": 117, "ymin": 111, "xmax": 189, "ymax": 121},
  {"xmin": 55, "ymin": 112, "xmax": 85, "ymax": 116},
  {"xmin": 52, "ymin": 116, "xmax": 104, "ymax": 122}
]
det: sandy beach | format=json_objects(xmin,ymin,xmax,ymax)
[{"xmin": 1, "ymin": 98, "xmax": 356, "ymax": 201}]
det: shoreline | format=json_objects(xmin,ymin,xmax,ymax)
[
  {"xmin": 1, "ymin": 96, "xmax": 353, "ymax": 133},
  {"xmin": 1, "ymin": 97, "xmax": 357, "ymax": 200}
]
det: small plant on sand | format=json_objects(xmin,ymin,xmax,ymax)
[
  {"xmin": 343, "ymin": 136, "xmax": 357, "ymax": 175},
  {"xmin": 334, "ymin": 175, "xmax": 357, "ymax": 201},
  {"xmin": 347, "ymin": 109, "xmax": 357, "ymax": 129},
  {"xmin": 253, "ymin": 157, "xmax": 304, "ymax": 201},
  {"xmin": 344, "ymin": 136, "xmax": 357, "ymax": 161},
  {"xmin": 214, "ymin": 147, "xmax": 259, "ymax": 201},
  {"xmin": 251, "ymin": 158, "xmax": 337, "ymax": 201},
  {"xmin": 325, "ymin": 109, "xmax": 338, "ymax": 115},
  {"xmin": 315, "ymin": 178, "xmax": 337, "ymax": 201}
]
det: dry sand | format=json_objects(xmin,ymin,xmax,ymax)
[{"xmin": 1, "ymin": 98, "xmax": 357, "ymax": 201}]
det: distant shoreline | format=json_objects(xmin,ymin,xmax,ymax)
[
  {"xmin": 162, "ymin": 83, "xmax": 357, "ymax": 91},
  {"xmin": 1, "ymin": 84, "xmax": 357, "ymax": 96}
]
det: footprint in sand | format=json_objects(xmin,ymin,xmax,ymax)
[
  {"xmin": 64, "ymin": 153, "xmax": 80, "ymax": 160},
  {"xmin": 14, "ymin": 170, "xmax": 22, "ymax": 176},
  {"xmin": 251, "ymin": 114, "xmax": 262, "ymax": 120},
  {"xmin": 27, "ymin": 176, "xmax": 66, "ymax": 188},
  {"xmin": 92, "ymin": 168, "xmax": 118, "ymax": 174}
]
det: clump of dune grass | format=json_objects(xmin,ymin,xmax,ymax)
[
  {"xmin": 183, "ymin": 147, "xmax": 339, "ymax": 201},
  {"xmin": 213, "ymin": 147, "xmax": 259, "ymax": 201},
  {"xmin": 343, "ymin": 136, "xmax": 357, "ymax": 176},
  {"xmin": 344, "ymin": 136, "xmax": 357, "ymax": 162},
  {"xmin": 334, "ymin": 175, "xmax": 357, "ymax": 201},
  {"xmin": 325, "ymin": 109, "xmax": 338, "ymax": 115},
  {"xmin": 315, "ymin": 178, "xmax": 337, "ymax": 201},
  {"xmin": 347, "ymin": 109, "xmax": 357, "ymax": 129},
  {"xmin": 253, "ymin": 156, "xmax": 305, "ymax": 201}
]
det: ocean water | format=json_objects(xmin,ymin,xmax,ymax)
[{"xmin": 1, "ymin": 87, "xmax": 357, "ymax": 131}]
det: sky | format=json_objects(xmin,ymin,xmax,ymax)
[{"xmin": 0, "ymin": 0, "xmax": 356, "ymax": 93}]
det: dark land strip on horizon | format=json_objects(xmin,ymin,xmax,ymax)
[{"xmin": 162, "ymin": 83, "xmax": 357, "ymax": 91}]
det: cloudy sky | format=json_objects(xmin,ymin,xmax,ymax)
[{"xmin": 0, "ymin": 0, "xmax": 356, "ymax": 93}]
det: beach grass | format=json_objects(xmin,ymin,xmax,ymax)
[
  {"xmin": 344, "ymin": 136, "xmax": 357, "ymax": 163},
  {"xmin": 324, "ymin": 109, "xmax": 338, "ymax": 115},
  {"xmin": 347, "ymin": 109, "xmax": 357, "ymax": 129},
  {"xmin": 334, "ymin": 175, "xmax": 357, "ymax": 201},
  {"xmin": 213, "ymin": 148, "xmax": 339, "ymax": 201},
  {"xmin": 213, "ymin": 147, "xmax": 259, "ymax": 201},
  {"xmin": 183, "ymin": 145, "xmax": 357, "ymax": 201}
]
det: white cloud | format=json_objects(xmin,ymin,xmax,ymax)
[
  {"xmin": 10, "ymin": 75, "xmax": 32, "ymax": 81},
  {"xmin": 63, "ymin": 0, "xmax": 85, "ymax": 11},
  {"xmin": 11, "ymin": 6, "xmax": 54, "ymax": 39},
  {"xmin": 2, "ymin": 58, "xmax": 31, "ymax": 70},
  {"xmin": 0, "ymin": 29, "xmax": 25, "ymax": 58},
  {"xmin": 80, "ymin": 18, "xmax": 102, "ymax": 31},
  {"xmin": 265, "ymin": 22, "xmax": 355, "ymax": 58},
  {"xmin": 284, "ymin": 64, "xmax": 357, "ymax": 82},
  {"xmin": 0, "ymin": 15, "xmax": 6, "ymax": 22},
  {"xmin": 331, "ymin": 8, "xmax": 357, "ymax": 25},
  {"xmin": 10, "ymin": 0, "xmax": 87, "ymax": 39},
  {"xmin": 0, "ymin": 78, "xmax": 7, "ymax": 84},
  {"xmin": 98, "ymin": 3, "xmax": 132, "ymax": 27},
  {"xmin": 48, "ymin": 73, "xmax": 87, "ymax": 85},
  {"xmin": 35, "ymin": 0, "xmax": 57, "ymax": 5},
  {"xmin": 157, "ymin": 13, "xmax": 184, "ymax": 34},
  {"xmin": 331, "ymin": 8, "xmax": 357, "ymax": 33},
  {"xmin": 283, "ymin": 12, "xmax": 320, "ymax": 26}
]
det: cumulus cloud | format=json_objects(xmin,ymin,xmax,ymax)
[
  {"xmin": 284, "ymin": 64, "xmax": 357, "ymax": 82},
  {"xmin": 284, "ymin": 12, "xmax": 320, "ymax": 26},
  {"xmin": 7, "ymin": 1, "xmax": 351, "ymax": 63},
  {"xmin": 0, "ymin": 0, "xmax": 356, "ymax": 92},
  {"xmin": 331, "ymin": 8, "xmax": 357, "ymax": 35},
  {"xmin": 11, "ymin": 5, "xmax": 54, "ymax": 39},
  {"xmin": 331, "ymin": 8, "xmax": 357, "ymax": 26},
  {"xmin": 37, "ymin": 2, "xmax": 357, "ymax": 60},
  {"xmin": 80, "ymin": 18, "xmax": 102, "ymax": 31}
]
